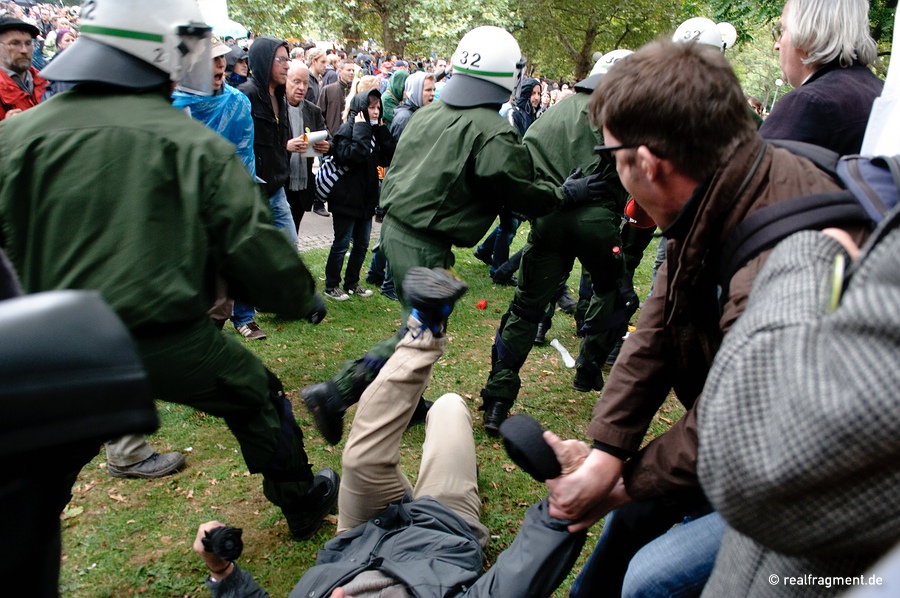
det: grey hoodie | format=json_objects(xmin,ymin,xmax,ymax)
[{"xmin": 389, "ymin": 72, "xmax": 431, "ymax": 141}]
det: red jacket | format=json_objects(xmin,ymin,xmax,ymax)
[{"xmin": 0, "ymin": 67, "xmax": 47, "ymax": 120}]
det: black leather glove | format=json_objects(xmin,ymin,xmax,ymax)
[
  {"xmin": 306, "ymin": 293, "xmax": 327, "ymax": 325},
  {"xmin": 560, "ymin": 168, "xmax": 608, "ymax": 206}
]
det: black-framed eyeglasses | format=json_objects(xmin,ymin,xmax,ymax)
[
  {"xmin": 594, "ymin": 143, "xmax": 642, "ymax": 166},
  {"xmin": 772, "ymin": 23, "xmax": 783, "ymax": 42}
]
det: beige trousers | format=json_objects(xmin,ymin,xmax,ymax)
[{"xmin": 338, "ymin": 320, "xmax": 486, "ymax": 543}]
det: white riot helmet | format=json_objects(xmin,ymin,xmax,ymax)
[
  {"xmin": 672, "ymin": 17, "xmax": 736, "ymax": 51},
  {"xmin": 41, "ymin": 0, "xmax": 214, "ymax": 94},
  {"xmin": 574, "ymin": 49, "xmax": 634, "ymax": 92},
  {"xmin": 440, "ymin": 26, "xmax": 526, "ymax": 108}
]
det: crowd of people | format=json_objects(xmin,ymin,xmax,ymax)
[{"xmin": 1, "ymin": 0, "xmax": 898, "ymax": 596}]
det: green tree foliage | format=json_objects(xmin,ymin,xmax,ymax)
[
  {"xmin": 228, "ymin": 0, "xmax": 892, "ymax": 82},
  {"xmin": 229, "ymin": 0, "xmax": 516, "ymax": 59},
  {"xmin": 711, "ymin": 0, "xmax": 894, "ymax": 54},
  {"xmin": 726, "ymin": 32, "xmax": 793, "ymax": 113},
  {"xmin": 513, "ymin": 0, "xmax": 690, "ymax": 80}
]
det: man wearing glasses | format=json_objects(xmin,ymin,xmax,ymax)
[
  {"xmin": 546, "ymin": 38, "xmax": 871, "ymax": 596},
  {"xmin": 0, "ymin": 16, "xmax": 47, "ymax": 121},
  {"xmin": 235, "ymin": 36, "xmax": 295, "ymax": 341}
]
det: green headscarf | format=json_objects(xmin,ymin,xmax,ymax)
[{"xmin": 382, "ymin": 70, "xmax": 409, "ymax": 127}]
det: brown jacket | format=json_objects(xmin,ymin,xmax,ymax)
[
  {"xmin": 317, "ymin": 79, "xmax": 350, "ymax": 136},
  {"xmin": 588, "ymin": 133, "xmax": 869, "ymax": 501}
]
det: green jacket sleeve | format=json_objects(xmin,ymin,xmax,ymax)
[
  {"xmin": 207, "ymin": 158, "xmax": 316, "ymax": 319},
  {"xmin": 473, "ymin": 129, "xmax": 565, "ymax": 219}
]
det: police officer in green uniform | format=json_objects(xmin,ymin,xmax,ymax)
[
  {"xmin": 302, "ymin": 26, "xmax": 609, "ymax": 445},
  {"xmin": 0, "ymin": 0, "xmax": 337, "ymax": 542},
  {"xmin": 478, "ymin": 51, "xmax": 649, "ymax": 434}
]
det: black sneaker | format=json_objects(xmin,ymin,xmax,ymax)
[
  {"xmin": 492, "ymin": 274, "xmax": 517, "ymax": 287},
  {"xmin": 473, "ymin": 250, "xmax": 492, "ymax": 266},
  {"xmin": 365, "ymin": 272, "xmax": 385, "ymax": 286},
  {"xmin": 283, "ymin": 468, "xmax": 340, "ymax": 541},
  {"xmin": 403, "ymin": 268, "xmax": 468, "ymax": 332},
  {"xmin": 301, "ymin": 381, "xmax": 346, "ymax": 445},
  {"xmin": 573, "ymin": 362, "xmax": 605, "ymax": 392},
  {"xmin": 481, "ymin": 401, "xmax": 510, "ymax": 437},
  {"xmin": 313, "ymin": 204, "xmax": 330, "ymax": 218}
]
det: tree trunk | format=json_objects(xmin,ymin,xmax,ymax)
[
  {"xmin": 376, "ymin": 7, "xmax": 407, "ymax": 57},
  {"xmin": 574, "ymin": 25, "xmax": 598, "ymax": 80}
]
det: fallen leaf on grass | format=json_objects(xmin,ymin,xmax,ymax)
[
  {"xmin": 325, "ymin": 514, "xmax": 338, "ymax": 524},
  {"xmin": 502, "ymin": 464, "xmax": 517, "ymax": 473},
  {"xmin": 108, "ymin": 492, "xmax": 126, "ymax": 503},
  {"xmin": 61, "ymin": 505, "xmax": 84, "ymax": 519}
]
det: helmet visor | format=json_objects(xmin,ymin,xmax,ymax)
[{"xmin": 175, "ymin": 27, "xmax": 214, "ymax": 95}]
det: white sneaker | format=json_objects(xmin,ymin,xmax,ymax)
[
  {"xmin": 325, "ymin": 288, "xmax": 350, "ymax": 301},
  {"xmin": 347, "ymin": 285, "xmax": 373, "ymax": 298}
]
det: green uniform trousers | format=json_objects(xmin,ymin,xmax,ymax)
[
  {"xmin": 134, "ymin": 318, "xmax": 314, "ymax": 509},
  {"xmin": 481, "ymin": 205, "xmax": 626, "ymax": 405}
]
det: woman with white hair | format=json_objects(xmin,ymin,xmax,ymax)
[{"xmin": 760, "ymin": 0, "xmax": 883, "ymax": 155}]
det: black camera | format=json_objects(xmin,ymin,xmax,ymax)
[{"xmin": 201, "ymin": 526, "xmax": 244, "ymax": 561}]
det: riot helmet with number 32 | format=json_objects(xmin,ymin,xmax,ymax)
[{"xmin": 439, "ymin": 26, "xmax": 526, "ymax": 108}]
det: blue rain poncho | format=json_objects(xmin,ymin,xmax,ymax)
[{"xmin": 172, "ymin": 84, "xmax": 256, "ymax": 175}]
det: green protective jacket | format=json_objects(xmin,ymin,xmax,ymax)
[
  {"xmin": 0, "ymin": 89, "xmax": 317, "ymax": 329},
  {"xmin": 525, "ymin": 92, "xmax": 621, "ymax": 194},
  {"xmin": 379, "ymin": 101, "xmax": 566, "ymax": 248}
]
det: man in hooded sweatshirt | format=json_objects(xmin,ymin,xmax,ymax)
[
  {"xmin": 236, "ymin": 37, "xmax": 296, "ymax": 340},
  {"xmin": 224, "ymin": 45, "xmax": 249, "ymax": 88},
  {"xmin": 239, "ymin": 37, "xmax": 297, "ymax": 246},
  {"xmin": 389, "ymin": 71, "xmax": 435, "ymax": 139}
]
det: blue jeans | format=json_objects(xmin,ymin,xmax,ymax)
[
  {"xmin": 269, "ymin": 187, "xmax": 298, "ymax": 245},
  {"xmin": 571, "ymin": 493, "xmax": 710, "ymax": 598},
  {"xmin": 231, "ymin": 301, "xmax": 255, "ymax": 327},
  {"xmin": 476, "ymin": 213, "xmax": 521, "ymax": 276},
  {"xmin": 367, "ymin": 231, "xmax": 395, "ymax": 295},
  {"xmin": 622, "ymin": 512, "xmax": 726, "ymax": 598},
  {"xmin": 325, "ymin": 214, "xmax": 372, "ymax": 290},
  {"xmin": 648, "ymin": 235, "xmax": 667, "ymax": 298}
]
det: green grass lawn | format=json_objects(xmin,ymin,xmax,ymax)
[{"xmin": 58, "ymin": 224, "xmax": 680, "ymax": 596}]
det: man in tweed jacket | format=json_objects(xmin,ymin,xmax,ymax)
[{"xmin": 698, "ymin": 216, "xmax": 900, "ymax": 596}]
